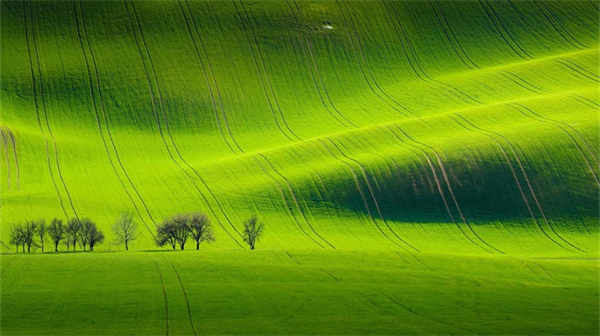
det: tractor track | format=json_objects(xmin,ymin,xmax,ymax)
[
  {"xmin": 336, "ymin": 0, "xmax": 411, "ymax": 117},
  {"xmin": 166, "ymin": 259, "xmax": 198, "ymax": 336},
  {"xmin": 253, "ymin": 156, "xmax": 324, "ymax": 248},
  {"xmin": 534, "ymin": 1, "xmax": 588, "ymax": 50},
  {"xmin": 510, "ymin": 102, "xmax": 599, "ymax": 188},
  {"xmin": 450, "ymin": 113, "xmax": 575, "ymax": 252},
  {"xmin": 319, "ymin": 138, "xmax": 418, "ymax": 252},
  {"xmin": 288, "ymin": 0, "xmax": 357, "ymax": 129},
  {"xmin": 386, "ymin": 126, "xmax": 499, "ymax": 254},
  {"xmin": 74, "ymin": 0, "xmax": 156, "ymax": 238},
  {"xmin": 258, "ymin": 153, "xmax": 335, "ymax": 249},
  {"xmin": 153, "ymin": 261, "xmax": 170, "ymax": 336},
  {"xmin": 235, "ymin": 0, "xmax": 300, "ymax": 142},
  {"xmin": 479, "ymin": 0, "xmax": 531, "ymax": 60},
  {"xmin": 23, "ymin": 1, "xmax": 71, "ymax": 220},
  {"xmin": 179, "ymin": 0, "xmax": 242, "ymax": 153},
  {"xmin": 125, "ymin": 0, "xmax": 243, "ymax": 247}
]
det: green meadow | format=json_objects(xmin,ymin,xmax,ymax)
[{"xmin": 1, "ymin": 0, "xmax": 598, "ymax": 334}]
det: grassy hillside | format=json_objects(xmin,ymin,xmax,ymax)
[{"xmin": 1, "ymin": 0, "xmax": 599, "ymax": 334}]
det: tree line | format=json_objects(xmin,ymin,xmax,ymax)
[
  {"xmin": 8, "ymin": 212, "xmax": 264, "ymax": 253},
  {"xmin": 9, "ymin": 218, "xmax": 104, "ymax": 253}
]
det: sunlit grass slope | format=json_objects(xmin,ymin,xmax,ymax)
[
  {"xmin": 1, "ymin": 0, "xmax": 598, "ymax": 254},
  {"xmin": 1, "ymin": 0, "xmax": 599, "ymax": 334}
]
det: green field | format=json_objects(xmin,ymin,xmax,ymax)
[{"xmin": 1, "ymin": 0, "xmax": 599, "ymax": 334}]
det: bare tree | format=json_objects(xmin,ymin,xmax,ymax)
[
  {"xmin": 9, "ymin": 224, "xmax": 24, "ymax": 253},
  {"xmin": 36, "ymin": 219, "xmax": 46, "ymax": 253},
  {"xmin": 48, "ymin": 218, "xmax": 65, "ymax": 252},
  {"xmin": 188, "ymin": 213, "xmax": 214, "ymax": 250},
  {"xmin": 243, "ymin": 216, "xmax": 264, "ymax": 250},
  {"xmin": 78, "ymin": 218, "xmax": 97, "ymax": 251},
  {"xmin": 23, "ymin": 220, "xmax": 37, "ymax": 253},
  {"xmin": 156, "ymin": 215, "xmax": 192, "ymax": 250},
  {"xmin": 156, "ymin": 221, "xmax": 177, "ymax": 250},
  {"xmin": 172, "ymin": 215, "xmax": 190, "ymax": 250},
  {"xmin": 65, "ymin": 218, "xmax": 81, "ymax": 252},
  {"xmin": 84, "ymin": 221, "xmax": 104, "ymax": 251},
  {"xmin": 113, "ymin": 212, "xmax": 138, "ymax": 250}
]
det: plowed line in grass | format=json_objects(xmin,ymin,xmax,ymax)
[
  {"xmin": 179, "ymin": 0, "xmax": 241, "ymax": 153},
  {"xmin": 23, "ymin": 1, "xmax": 70, "ymax": 220},
  {"xmin": 320, "ymin": 138, "xmax": 418, "ymax": 252},
  {"xmin": 125, "ymin": 1, "xmax": 243, "ymax": 247},
  {"xmin": 74, "ymin": 1, "xmax": 156, "ymax": 237},
  {"xmin": 153, "ymin": 261, "xmax": 169, "ymax": 336},
  {"xmin": 288, "ymin": 0, "xmax": 358, "ymax": 129},
  {"xmin": 511, "ymin": 102, "xmax": 599, "ymax": 187},
  {"xmin": 336, "ymin": 1, "xmax": 411, "ymax": 117},
  {"xmin": 167, "ymin": 260, "xmax": 197, "ymax": 336},
  {"xmin": 385, "ymin": 127, "xmax": 461, "ymax": 238},
  {"xmin": 0, "ymin": 127, "xmax": 19, "ymax": 190},
  {"xmin": 32, "ymin": 2, "xmax": 81, "ymax": 220},
  {"xmin": 384, "ymin": 0, "xmax": 481, "ymax": 106},
  {"xmin": 556, "ymin": 59, "xmax": 600, "ymax": 83},
  {"xmin": 431, "ymin": 2, "xmax": 479, "ymax": 70},
  {"xmin": 235, "ymin": 0, "xmax": 300, "ymax": 142},
  {"xmin": 258, "ymin": 153, "xmax": 335, "ymax": 249},
  {"xmin": 388, "ymin": 126, "xmax": 498, "ymax": 254},
  {"xmin": 331, "ymin": 138, "xmax": 419, "ymax": 252},
  {"xmin": 535, "ymin": 2, "xmax": 588, "ymax": 50},
  {"xmin": 452, "ymin": 113, "xmax": 571, "ymax": 252},
  {"xmin": 0, "ymin": 128, "xmax": 11, "ymax": 189},
  {"xmin": 479, "ymin": 0, "xmax": 531, "ymax": 60},
  {"xmin": 254, "ymin": 156, "xmax": 324, "ymax": 248}
]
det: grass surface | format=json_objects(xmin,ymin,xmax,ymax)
[{"xmin": 1, "ymin": 0, "xmax": 599, "ymax": 334}]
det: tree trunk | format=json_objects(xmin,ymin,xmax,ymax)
[
  {"xmin": 41, "ymin": 240, "xmax": 44, "ymax": 253},
  {"xmin": 27, "ymin": 244, "xmax": 31, "ymax": 253},
  {"xmin": 90, "ymin": 244, "xmax": 94, "ymax": 251},
  {"xmin": 180, "ymin": 242, "xmax": 185, "ymax": 250},
  {"xmin": 196, "ymin": 241, "xmax": 200, "ymax": 250},
  {"xmin": 55, "ymin": 241, "xmax": 59, "ymax": 252},
  {"xmin": 73, "ymin": 241, "xmax": 76, "ymax": 252},
  {"xmin": 125, "ymin": 240, "xmax": 128, "ymax": 251}
]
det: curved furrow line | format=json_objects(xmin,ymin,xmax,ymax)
[
  {"xmin": 178, "ymin": 0, "xmax": 240, "ymax": 153},
  {"xmin": 325, "ymin": 138, "xmax": 419, "ymax": 252},
  {"xmin": 383, "ymin": 0, "xmax": 482, "ymax": 106},
  {"xmin": 384, "ymin": 294, "xmax": 474, "ymax": 334},
  {"xmin": 500, "ymin": 71, "xmax": 542, "ymax": 94},
  {"xmin": 486, "ymin": 104, "xmax": 588, "ymax": 252},
  {"xmin": 33, "ymin": 6, "xmax": 81, "ymax": 220},
  {"xmin": 556, "ymin": 59, "xmax": 600, "ymax": 83},
  {"xmin": 332, "ymin": 139, "xmax": 422, "ymax": 252},
  {"xmin": 510, "ymin": 102, "xmax": 599, "ymax": 187},
  {"xmin": 253, "ymin": 155, "xmax": 324, "ymax": 248},
  {"xmin": 389, "ymin": 125, "xmax": 499, "ymax": 253},
  {"xmin": 257, "ymin": 153, "xmax": 335, "ymax": 249},
  {"xmin": 386, "ymin": 126, "xmax": 494, "ymax": 253},
  {"xmin": 288, "ymin": 0, "xmax": 356, "ymax": 129},
  {"xmin": 125, "ymin": 1, "xmax": 243, "ymax": 247},
  {"xmin": 166, "ymin": 259, "xmax": 198, "ymax": 336},
  {"xmin": 430, "ymin": 1, "xmax": 479, "ymax": 70},
  {"xmin": 335, "ymin": 0, "xmax": 411, "ymax": 117},
  {"xmin": 6, "ymin": 130, "xmax": 19, "ymax": 190},
  {"xmin": 74, "ymin": 1, "xmax": 157, "ymax": 238},
  {"xmin": 23, "ymin": 1, "xmax": 70, "ymax": 220},
  {"xmin": 235, "ymin": 0, "xmax": 300, "ymax": 142},
  {"xmin": 0, "ymin": 129, "xmax": 10, "ymax": 189},
  {"xmin": 317, "ymin": 138, "xmax": 406, "ymax": 250},
  {"xmin": 451, "ymin": 113, "xmax": 572, "ymax": 252},
  {"xmin": 479, "ymin": 0, "xmax": 531, "ymax": 60},
  {"xmin": 153, "ymin": 261, "xmax": 169, "ymax": 336},
  {"xmin": 572, "ymin": 94, "xmax": 600, "ymax": 109},
  {"xmin": 534, "ymin": 1, "xmax": 588, "ymax": 50},
  {"xmin": 384, "ymin": 127, "xmax": 459, "ymax": 232}
]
